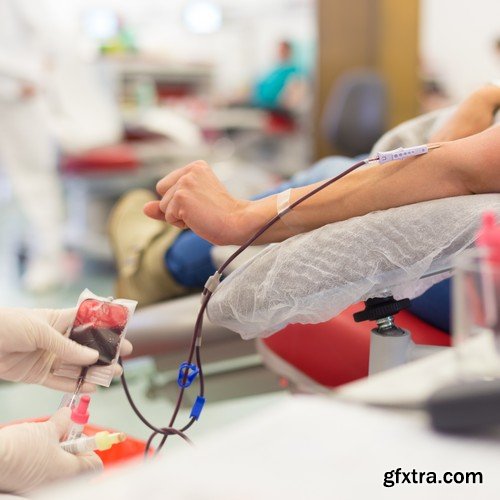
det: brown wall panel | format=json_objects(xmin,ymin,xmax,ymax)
[
  {"xmin": 377, "ymin": 0, "xmax": 420, "ymax": 129},
  {"xmin": 315, "ymin": 0, "xmax": 419, "ymax": 158}
]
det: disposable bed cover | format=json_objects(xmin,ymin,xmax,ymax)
[{"xmin": 207, "ymin": 194, "xmax": 500, "ymax": 338}]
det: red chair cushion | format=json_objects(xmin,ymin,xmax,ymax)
[
  {"xmin": 265, "ymin": 109, "xmax": 297, "ymax": 133},
  {"xmin": 262, "ymin": 303, "xmax": 451, "ymax": 388},
  {"xmin": 62, "ymin": 144, "xmax": 139, "ymax": 174}
]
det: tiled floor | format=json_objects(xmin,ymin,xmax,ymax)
[{"xmin": 0, "ymin": 197, "xmax": 285, "ymax": 449}]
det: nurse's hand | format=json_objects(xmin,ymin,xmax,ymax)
[
  {"xmin": 143, "ymin": 160, "xmax": 269, "ymax": 245},
  {"xmin": 0, "ymin": 308, "xmax": 133, "ymax": 392},
  {"xmin": 0, "ymin": 408, "xmax": 102, "ymax": 495}
]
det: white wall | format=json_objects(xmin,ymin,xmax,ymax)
[
  {"xmin": 420, "ymin": 0, "xmax": 500, "ymax": 102},
  {"xmin": 70, "ymin": 0, "xmax": 316, "ymax": 96}
]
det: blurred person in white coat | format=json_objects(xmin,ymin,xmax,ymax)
[
  {"xmin": 0, "ymin": 0, "xmax": 121, "ymax": 293},
  {"xmin": 0, "ymin": 0, "xmax": 67, "ymax": 293}
]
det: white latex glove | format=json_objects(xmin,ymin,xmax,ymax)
[
  {"xmin": 0, "ymin": 408, "xmax": 102, "ymax": 495},
  {"xmin": 0, "ymin": 308, "xmax": 133, "ymax": 392}
]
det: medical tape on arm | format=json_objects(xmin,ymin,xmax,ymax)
[
  {"xmin": 276, "ymin": 188, "xmax": 305, "ymax": 234},
  {"xmin": 277, "ymin": 189, "xmax": 291, "ymax": 217}
]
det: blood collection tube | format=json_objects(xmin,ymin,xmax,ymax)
[{"xmin": 66, "ymin": 395, "xmax": 91, "ymax": 441}]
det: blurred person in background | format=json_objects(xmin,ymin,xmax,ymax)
[
  {"xmin": 0, "ymin": 0, "xmax": 66, "ymax": 293},
  {"xmin": 251, "ymin": 40, "xmax": 304, "ymax": 111},
  {"xmin": 228, "ymin": 40, "xmax": 307, "ymax": 115},
  {"xmin": 0, "ymin": 0, "xmax": 122, "ymax": 293}
]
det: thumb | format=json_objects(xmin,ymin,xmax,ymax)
[
  {"xmin": 35, "ymin": 325, "xmax": 99, "ymax": 366},
  {"xmin": 34, "ymin": 308, "xmax": 77, "ymax": 334},
  {"xmin": 49, "ymin": 407, "xmax": 72, "ymax": 440}
]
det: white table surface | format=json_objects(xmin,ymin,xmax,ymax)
[{"xmin": 37, "ymin": 394, "xmax": 500, "ymax": 500}]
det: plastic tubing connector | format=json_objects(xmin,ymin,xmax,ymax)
[{"xmin": 94, "ymin": 431, "xmax": 126, "ymax": 451}]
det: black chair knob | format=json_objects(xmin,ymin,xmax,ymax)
[{"xmin": 353, "ymin": 296, "xmax": 411, "ymax": 323}]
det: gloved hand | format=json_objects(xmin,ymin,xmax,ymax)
[
  {"xmin": 0, "ymin": 308, "xmax": 133, "ymax": 392},
  {"xmin": 0, "ymin": 408, "xmax": 102, "ymax": 495}
]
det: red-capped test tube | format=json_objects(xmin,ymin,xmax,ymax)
[{"xmin": 66, "ymin": 395, "xmax": 91, "ymax": 441}]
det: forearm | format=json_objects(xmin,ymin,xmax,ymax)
[
  {"xmin": 472, "ymin": 84, "xmax": 500, "ymax": 114},
  {"xmin": 429, "ymin": 84, "xmax": 500, "ymax": 142},
  {"xmin": 246, "ymin": 135, "xmax": 487, "ymax": 243},
  {"xmin": 147, "ymin": 125, "xmax": 498, "ymax": 246}
]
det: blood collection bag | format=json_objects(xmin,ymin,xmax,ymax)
[
  {"xmin": 54, "ymin": 289, "xmax": 137, "ymax": 387},
  {"xmin": 71, "ymin": 299, "xmax": 128, "ymax": 366}
]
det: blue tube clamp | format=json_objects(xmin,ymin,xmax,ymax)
[
  {"xmin": 177, "ymin": 362, "xmax": 199, "ymax": 388},
  {"xmin": 190, "ymin": 396, "xmax": 206, "ymax": 420}
]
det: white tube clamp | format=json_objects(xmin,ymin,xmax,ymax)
[
  {"xmin": 204, "ymin": 271, "xmax": 221, "ymax": 294},
  {"xmin": 378, "ymin": 145, "xmax": 429, "ymax": 164}
]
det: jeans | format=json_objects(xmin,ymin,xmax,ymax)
[{"xmin": 409, "ymin": 279, "xmax": 451, "ymax": 333}]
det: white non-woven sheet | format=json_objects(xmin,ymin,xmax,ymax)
[{"xmin": 207, "ymin": 194, "xmax": 500, "ymax": 338}]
